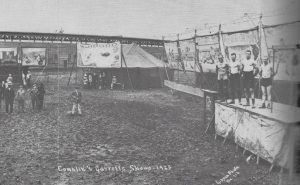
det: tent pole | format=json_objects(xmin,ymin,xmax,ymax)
[{"xmin": 121, "ymin": 45, "xmax": 134, "ymax": 90}]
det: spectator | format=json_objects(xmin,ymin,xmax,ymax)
[
  {"xmin": 83, "ymin": 73, "xmax": 88, "ymax": 89},
  {"xmin": 98, "ymin": 73, "xmax": 103, "ymax": 90},
  {"xmin": 7, "ymin": 74, "xmax": 13, "ymax": 85},
  {"xmin": 16, "ymin": 85, "xmax": 26, "ymax": 113},
  {"xmin": 111, "ymin": 76, "xmax": 124, "ymax": 90},
  {"xmin": 29, "ymin": 84, "xmax": 38, "ymax": 110},
  {"xmin": 37, "ymin": 83, "xmax": 45, "ymax": 111},
  {"xmin": 70, "ymin": 86, "xmax": 82, "ymax": 115},
  {"xmin": 88, "ymin": 73, "xmax": 93, "ymax": 89},
  {"xmin": 4, "ymin": 82, "xmax": 15, "ymax": 114},
  {"xmin": 0, "ymin": 81, "xmax": 6, "ymax": 110},
  {"xmin": 26, "ymin": 71, "xmax": 32, "ymax": 87},
  {"xmin": 92, "ymin": 72, "xmax": 98, "ymax": 89},
  {"xmin": 102, "ymin": 72, "xmax": 107, "ymax": 88}
]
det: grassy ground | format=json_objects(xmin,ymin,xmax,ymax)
[{"xmin": 0, "ymin": 87, "xmax": 282, "ymax": 185}]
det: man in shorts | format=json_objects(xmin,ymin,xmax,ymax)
[
  {"xmin": 259, "ymin": 57, "xmax": 273, "ymax": 108},
  {"xmin": 241, "ymin": 50, "xmax": 257, "ymax": 108}
]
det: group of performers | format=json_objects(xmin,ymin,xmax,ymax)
[{"xmin": 216, "ymin": 50, "xmax": 274, "ymax": 109}]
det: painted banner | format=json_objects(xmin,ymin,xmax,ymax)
[
  {"xmin": 77, "ymin": 42, "xmax": 121, "ymax": 68},
  {"xmin": 0, "ymin": 48, "xmax": 18, "ymax": 64},
  {"xmin": 273, "ymin": 49, "xmax": 300, "ymax": 81},
  {"xmin": 264, "ymin": 22, "xmax": 300, "ymax": 81},
  {"xmin": 196, "ymin": 34, "xmax": 220, "ymax": 73},
  {"xmin": 164, "ymin": 41, "xmax": 179, "ymax": 69},
  {"xmin": 179, "ymin": 39, "xmax": 195, "ymax": 71},
  {"xmin": 22, "ymin": 48, "xmax": 46, "ymax": 66},
  {"xmin": 222, "ymin": 30, "xmax": 259, "ymax": 63},
  {"xmin": 264, "ymin": 22, "xmax": 300, "ymax": 47}
]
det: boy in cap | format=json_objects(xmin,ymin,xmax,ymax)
[
  {"xmin": 16, "ymin": 85, "xmax": 26, "ymax": 113},
  {"xmin": 71, "ymin": 86, "xmax": 82, "ymax": 115},
  {"xmin": 4, "ymin": 81, "xmax": 15, "ymax": 114}
]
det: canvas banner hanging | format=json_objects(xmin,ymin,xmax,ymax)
[
  {"xmin": 164, "ymin": 42, "xmax": 179, "ymax": 69},
  {"xmin": 222, "ymin": 30, "xmax": 259, "ymax": 63},
  {"xmin": 77, "ymin": 42, "xmax": 121, "ymax": 68},
  {"xmin": 179, "ymin": 39, "xmax": 195, "ymax": 71},
  {"xmin": 264, "ymin": 22, "xmax": 300, "ymax": 81},
  {"xmin": 0, "ymin": 48, "xmax": 18, "ymax": 64},
  {"xmin": 22, "ymin": 48, "xmax": 46, "ymax": 66},
  {"xmin": 196, "ymin": 34, "xmax": 220, "ymax": 73}
]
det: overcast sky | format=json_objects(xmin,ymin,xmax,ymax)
[{"xmin": 0, "ymin": 0, "xmax": 299, "ymax": 39}]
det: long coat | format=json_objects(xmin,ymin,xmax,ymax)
[{"xmin": 4, "ymin": 88, "xmax": 15, "ymax": 103}]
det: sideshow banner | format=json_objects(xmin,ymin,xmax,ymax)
[
  {"xmin": 264, "ymin": 22, "xmax": 300, "ymax": 47},
  {"xmin": 0, "ymin": 48, "xmax": 18, "ymax": 64},
  {"xmin": 22, "ymin": 48, "xmax": 46, "ymax": 66},
  {"xmin": 273, "ymin": 49, "xmax": 300, "ymax": 81},
  {"xmin": 179, "ymin": 39, "xmax": 195, "ymax": 71},
  {"xmin": 77, "ymin": 42, "xmax": 121, "ymax": 68},
  {"xmin": 164, "ymin": 42, "xmax": 179, "ymax": 69},
  {"xmin": 222, "ymin": 30, "xmax": 259, "ymax": 62},
  {"xmin": 196, "ymin": 35, "xmax": 220, "ymax": 73},
  {"xmin": 264, "ymin": 22, "xmax": 300, "ymax": 81}
]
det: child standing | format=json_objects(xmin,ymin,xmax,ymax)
[{"xmin": 71, "ymin": 86, "xmax": 82, "ymax": 115}]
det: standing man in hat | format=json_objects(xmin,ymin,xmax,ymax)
[
  {"xmin": 70, "ymin": 86, "xmax": 82, "ymax": 115},
  {"xmin": 4, "ymin": 82, "xmax": 15, "ymax": 114}
]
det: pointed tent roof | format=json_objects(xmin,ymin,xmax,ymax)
[{"xmin": 122, "ymin": 44, "xmax": 165, "ymax": 68}]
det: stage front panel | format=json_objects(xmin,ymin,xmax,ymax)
[{"xmin": 215, "ymin": 102, "xmax": 295, "ymax": 168}]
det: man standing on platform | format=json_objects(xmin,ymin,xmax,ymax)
[
  {"xmin": 241, "ymin": 50, "xmax": 257, "ymax": 108},
  {"xmin": 216, "ymin": 55, "xmax": 229, "ymax": 102},
  {"xmin": 259, "ymin": 57, "xmax": 274, "ymax": 108},
  {"xmin": 228, "ymin": 53, "xmax": 242, "ymax": 105}
]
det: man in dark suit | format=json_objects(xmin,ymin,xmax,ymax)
[
  {"xmin": 4, "ymin": 82, "xmax": 15, "ymax": 114},
  {"xmin": 0, "ymin": 81, "xmax": 6, "ymax": 110}
]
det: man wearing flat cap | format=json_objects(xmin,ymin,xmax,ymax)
[{"xmin": 71, "ymin": 85, "xmax": 82, "ymax": 115}]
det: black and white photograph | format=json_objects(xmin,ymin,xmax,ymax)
[{"xmin": 0, "ymin": 0, "xmax": 300, "ymax": 184}]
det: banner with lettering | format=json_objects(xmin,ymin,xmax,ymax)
[
  {"xmin": 222, "ymin": 30, "xmax": 259, "ymax": 62},
  {"xmin": 22, "ymin": 48, "xmax": 46, "ymax": 66},
  {"xmin": 179, "ymin": 39, "xmax": 195, "ymax": 71},
  {"xmin": 196, "ymin": 34, "xmax": 220, "ymax": 73},
  {"xmin": 0, "ymin": 48, "xmax": 18, "ymax": 64},
  {"xmin": 164, "ymin": 41, "xmax": 179, "ymax": 69},
  {"xmin": 77, "ymin": 42, "xmax": 121, "ymax": 68}
]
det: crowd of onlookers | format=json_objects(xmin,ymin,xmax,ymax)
[
  {"xmin": 83, "ymin": 71, "xmax": 124, "ymax": 90},
  {"xmin": 0, "ymin": 73, "xmax": 45, "ymax": 114}
]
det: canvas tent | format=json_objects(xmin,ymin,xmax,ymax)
[{"xmin": 80, "ymin": 43, "xmax": 170, "ymax": 89}]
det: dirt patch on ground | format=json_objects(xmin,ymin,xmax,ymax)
[{"xmin": 0, "ymin": 87, "xmax": 280, "ymax": 184}]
